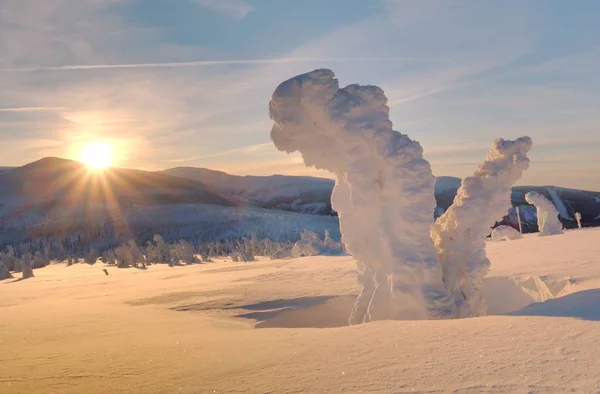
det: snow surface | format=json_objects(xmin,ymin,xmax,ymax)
[
  {"xmin": 2, "ymin": 228, "xmax": 600, "ymax": 393},
  {"xmin": 431, "ymin": 137, "xmax": 532, "ymax": 317},
  {"xmin": 526, "ymin": 191, "xmax": 564, "ymax": 236},
  {"xmin": 269, "ymin": 69, "xmax": 450, "ymax": 322}
]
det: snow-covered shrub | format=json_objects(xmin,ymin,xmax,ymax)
[
  {"xmin": 270, "ymin": 245, "xmax": 293, "ymax": 260},
  {"xmin": 525, "ymin": 191, "xmax": 564, "ymax": 236},
  {"xmin": 290, "ymin": 238, "xmax": 323, "ymax": 258},
  {"xmin": 0, "ymin": 261, "xmax": 13, "ymax": 280},
  {"xmin": 21, "ymin": 258, "xmax": 34, "ymax": 279},
  {"xmin": 491, "ymin": 225, "xmax": 523, "ymax": 241},
  {"xmin": 269, "ymin": 69, "xmax": 454, "ymax": 322},
  {"xmin": 575, "ymin": 212, "xmax": 582, "ymax": 229},
  {"xmin": 431, "ymin": 137, "xmax": 532, "ymax": 317}
]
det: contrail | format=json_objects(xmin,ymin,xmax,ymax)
[
  {"xmin": 0, "ymin": 57, "xmax": 420, "ymax": 72},
  {"xmin": 0, "ymin": 106, "xmax": 66, "ymax": 112}
]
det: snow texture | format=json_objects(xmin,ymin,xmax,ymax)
[
  {"xmin": 269, "ymin": 69, "xmax": 453, "ymax": 322},
  {"xmin": 525, "ymin": 191, "xmax": 564, "ymax": 236},
  {"xmin": 430, "ymin": 137, "xmax": 532, "ymax": 317},
  {"xmin": 491, "ymin": 225, "xmax": 523, "ymax": 241}
]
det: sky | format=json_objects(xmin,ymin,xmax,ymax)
[{"xmin": 1, "ymin": 0, "xmax": 599, "ymax": 190}]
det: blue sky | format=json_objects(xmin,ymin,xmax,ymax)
[{"xmin": 1, "ymin": 0, "xmax": 599, "ymax": 189}]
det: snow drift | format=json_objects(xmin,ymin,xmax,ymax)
[
  {"xmin": 525, "ymin": 191, "xmax": 564, "ymax": 236},
  {"xmin": 491, "ymin": 225, "xmax": 523, "ymax": 241},
  {"xmin": 269, "ymin": 69, "xmax": 454, "ymax": 322},
  {"xmin": 431, "ymin": 137, "xmax": 532, "ymax": 317}
]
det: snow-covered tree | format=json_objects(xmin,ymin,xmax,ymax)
[
  {"xmin": 269, "ymin": 69, "xmax": 453, "ymax": 322},
  {"xmin": 431, "ymin": 137, "xmax": 532, "ymax": 317},
  {"xmin": 0, "ymin": 261, "xmax": 13, "ymax": 280},
  {"xmin": 525, "ymin": 191, "xmax": 564, "ymax": 236},
  {"xmin": 575, "ymin": 212, "xmax": 582, "ymax": 229}
]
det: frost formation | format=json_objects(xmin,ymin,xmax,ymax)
[
  {"xmin": 525, "ymin": 191, "xmax": 564, "ymax": 236},
  {"xmin": 268, "ymin": 68, "xmax": 532, "ymax": 322}
]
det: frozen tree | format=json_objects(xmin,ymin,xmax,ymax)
[
  {"xmin": 84, "ymin": 248, "xmax": 98, "ymax": 265},
  {"xmin": 269, "ymin": 69, "xmax": 454, "ymax": 322},
  {"xmin": 0, "ymin": 261, "xmax": 13, "ymax": 280},
  {"xmin": 20, "ymin": 256, "xmax": 34, "ymax": 279},
  {"xmin": 525, "ymin": 191, "xmax": 564, "ymax": 236},
  {"xmin": 575, "ymin": 212, "xmax": 582, "ymax": 229},
  {"xmin": 491, "ymin": 225, "xmax": 523, "ymax": 241},
  {"xmin": 431, "ymin": 137, "xmax": 532, "ymax": 317}
]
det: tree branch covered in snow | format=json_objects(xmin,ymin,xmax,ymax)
[
  {"xmin": 431, "ymin": 137, "xmax": 532, "ymax": 317},
  {"xmin": 269, "ymin": 69, "xmax": 455, "ymax": 322},
  {"xmin": 525, "ymin": 191, "xmax": 564, "ymax": 236}
]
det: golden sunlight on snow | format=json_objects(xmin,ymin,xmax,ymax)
[{"xmin": 2, "ymin": 228, "xmax": 600, "ymax": 393}]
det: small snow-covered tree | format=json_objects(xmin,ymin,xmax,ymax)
[
  {"xmin": 0, "ymin": 261, "xmax": 13, "ymax": 280},
  {"xmin": 525, "ymin": 191, "xmax": 564, "ymax": 236},
  {"xmin": 20, "ymin": 256, "xmax": 34, "ymax": 279}
]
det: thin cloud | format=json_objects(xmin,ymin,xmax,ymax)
[
  {"xmin": 191, "ymin": 0, "xmax": 254, "ymax": 21},
  {"xmin": 0, "ymin": 106, "xmax": 66, "ymax": 112},
  {"xmin": 0, "ymin": 57, "xmax": 423, "ymax": 73},
  {"xmin": 166, "ymin": 142, "xmax": 274, "ymax": 163}
]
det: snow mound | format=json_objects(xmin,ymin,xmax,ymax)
[
  {"xmin": 525, "ymin": 191, "xmax": 564, "ymax": 236},
  {"xmin": 482, "ymin": 275, "xmax": 575, "ymax": 315},
  {"xmin": 269, "ymin": 69, "xmax": 453, "ymax": 322},
  {"xmin": 431, "ymin": 137, "xmax": 532, "ymax": 317},
  {"xmin": 491, "ymin": 225, "xmax": 523, "ymax": 241}
]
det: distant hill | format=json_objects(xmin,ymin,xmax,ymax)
[
  {"xmin": 161, "ymin": 167, "xmax": 335, "ymax": 215},
  {"xmin": 0, "ymin": 157, "xmax": 231, "ymax": 206},
  {"xmin": 1, "ymin": 158, "xmax": 599, "ymax": 254}
]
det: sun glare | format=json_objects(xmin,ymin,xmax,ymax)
[{"xmin": 80, "ymin": 142, "xmax": 113, "ymax": 170}]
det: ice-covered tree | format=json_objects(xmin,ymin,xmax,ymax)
[
  {"xmin": 0, "ymin": 261, "xmax": 13, "ymax": 280},
  {"xmin": 575, "ymin": 212, "xmax": 582, "ymax": 229},
  {"xmin": 525, "ymin": 191, "xmax": 564, "ymax": 236},
  {"xmin": 431, "ymin": 137, "xmax": 532, "ymax": 317},
  {"xmin": 269, "ymin": 69, "xmax": 454, "ymax": 322}
]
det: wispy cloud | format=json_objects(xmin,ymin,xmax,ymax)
[
  {"xmin": 166, "ymin": 142, "xmax": 274, "ymax": 163},
  {"xmin": 191, "ymin": 0, "xmax": 254, "ymax": 20},
  {"xmin": 0, "ymin": 106, "xmax": 67, "ymax": 112},
  {"xmin": 0, "ymin": 57, "xmax": 421, "ymax": 73}
]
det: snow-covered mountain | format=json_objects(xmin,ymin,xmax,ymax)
[
  {"xmin": 1, "ymin": 158, "xmax": 599, "ymax": 255},
  {"xmin": 0, "ymin": 157, "xmax": 231, "ymax": 206},
  {"xmin": 161, "ymin": 167, "xmax": 335, "ymax": 215},
  {"xmin": 434, "ymin": 181, "xmax": 600, "ymax": 231},
  {"xmin": 0, "ymin": 158, "xmax": 340, "ymax": 254}
]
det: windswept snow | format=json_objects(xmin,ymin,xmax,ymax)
[
  {"xmin": 526, "ymin": 191, "xmax": 564, "ymax": 236},
  {"xmin": 431, "ymin": 137, "xmax": 532, "ymax": 317},
  {"xmin": 3, "ymin": 228, "xmax": 600, "ymax": 393},
  {"xmin": 269, "ymin": 69, "xmax": 452, "ymax": 322}
]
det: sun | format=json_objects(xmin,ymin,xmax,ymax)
[{"xmin": 80, "ymin": 142, "xmax": 113, "ymax": 170}]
